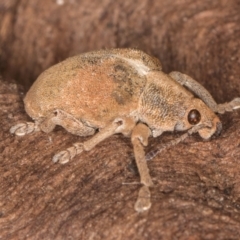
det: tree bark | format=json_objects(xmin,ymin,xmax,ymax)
[{"xmin": 1, "ymin": 0, "xmax": 240, "ymax": 239}]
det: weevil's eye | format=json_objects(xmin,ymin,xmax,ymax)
[{"xmin": 188, "ymin": 109, "xmax": 201, "ymax": 125}]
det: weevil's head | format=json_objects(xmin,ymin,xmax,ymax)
[
  {"xmin": 175, "ymin": 98, "xmax": 222, "ymax": 139},
  {"xmin": 138, "ymin": 74, "xmax": 222, "ymax": 139},
  {"xmin": 144, "ymin": 98, "xmax": 222, "ymax": 161}
]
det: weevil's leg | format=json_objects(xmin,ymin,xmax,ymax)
[
  {"xmin": 169, "ymin": 71, "xmax": 219, "ymax": 112},
  {"xmin": 40, "ymin": 109, "xmax": 95, "ymax": 136},
  {"xmin": 53, "ymin": 117, "xmax": 136, "ymax": 164},
  {"xmin": 10, "ymin": 109, "xmax": 95, "ymax": 137},
  {"xmin": 214, "ymin": 98, "xmax": 240, "ymax": 114},
  {"xmin": 131, "ymin": 123, "xmax": 153, "ymax": 186},
  {"xmin": 10, "ymin": 122, "xmax": 40, "ymax": 136},
  {"xmin": 131, "ymin": 123, "xmax": 153, "ymax": 212},
  {"xmin": 170, "ymin": 72, "xmax": 240, "ymax": 114}
]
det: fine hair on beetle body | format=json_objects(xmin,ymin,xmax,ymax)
[{"xmin": 10, "ymin": 48, "xmax": 240, "ymax": 212}]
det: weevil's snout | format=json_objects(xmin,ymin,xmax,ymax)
[
  {"xmin": 183, "ymin": 98, "xmax": 222, "ymax": 140},
  {"xmin": 198, "ymin": 116, "xmax": 222, "ymax": 139}
]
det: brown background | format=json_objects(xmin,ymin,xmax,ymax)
[{"xmin": 1, "ymin": 0, "xmax": 240, "ymax": 239}]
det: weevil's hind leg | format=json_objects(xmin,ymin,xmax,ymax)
[
  {"xmin": 10, "ymin": 109, "xmax": 96, "ymax": 137},
  {"xmin": 53, "ymin": 117, "xmax": 136, "ymax": 164},
  {"xmin": 169, "ymin": 71, "xmax": 240, "ymax": 114},
  {"xmin": 40, "ymin": 109, "xmax": 96, "ymax": 136},
  {"xmin": 169, "ymin": 71, "xmax": 219, "ymax": 112},
  {"xmin": 131, "ymin": 123, "xmax": 153, "ymax": 212},
  {"xmin": 10, "ymin": 122, "xmax": 40, "ymax": 136},
  {"xmin": 41, "ymin": 109, "xmax": 96, "ymax": 136}
]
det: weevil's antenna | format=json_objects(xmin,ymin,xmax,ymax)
[
  {"xmin": 216, "ymin": 98, "xmax": 240, "ymax": 114},
  {"xmin": 145, "ymin": 124, "xmax": 206, "ymax": 161}
]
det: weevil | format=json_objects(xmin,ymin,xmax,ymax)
[{"xmin": 10, "ymin": 48, "xmax": 240, "ymax": 212}]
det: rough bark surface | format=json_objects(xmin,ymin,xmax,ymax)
[{"xmin": 1, "ymin": 0, "xmax": 240, "ymax": 239}]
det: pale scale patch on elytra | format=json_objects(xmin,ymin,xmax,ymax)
[{"xmin": 112, "ymin": 55, "xmax": 150, "ymax": 76}]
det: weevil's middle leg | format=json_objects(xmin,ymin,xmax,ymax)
[{"xmin": 53, "ymin": 117, "xmax": 136, "ymax": 164}]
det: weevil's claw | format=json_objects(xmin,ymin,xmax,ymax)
[
  {"xmin": 52, "ymin": 143, "xmax": 84, "ymax": 164},
  {"xmin": 134, "ymin": 186, "xmax": 152, "ymax": 212},
  {"xmin": 10, "ymin": 123, "xmax": 26, "ymax": 136},
  {"xmin": 10, "ymin": 122, "xmax": 40, "ymax": 136},
  {"xmin": 52, "ymin": 150, "xmax": 70, "ymax": 164}
]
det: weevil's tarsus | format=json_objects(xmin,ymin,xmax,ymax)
[
  {"xmin": 145, "ymin": 124, "xmax": 207, "ymax": 161},
  {"xmin": 52, "ymin": 143, "xmax": 84, "ymax": 164},
  {"xmin": 10, "ymin": 122, "xmax": 40, "ymax": 136},
  {"xmin": 134, "ymin": 185, "xmax": 151, "ymax": 212}
]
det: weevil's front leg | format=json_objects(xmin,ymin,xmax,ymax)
[
  {"xmin": 131, "ymin": 123, "xmax": 153, "ymax": 212},
  {"xmin": 169, "ymin": 71, "xmax": 240, "ymax": 114},
  {"xmin": 53, "ymin": 117, "xmax": 136, "ymax": 164},
  {"xmin": 131, "ymin": 123, "xmax": 153, "ymax": 186}
]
